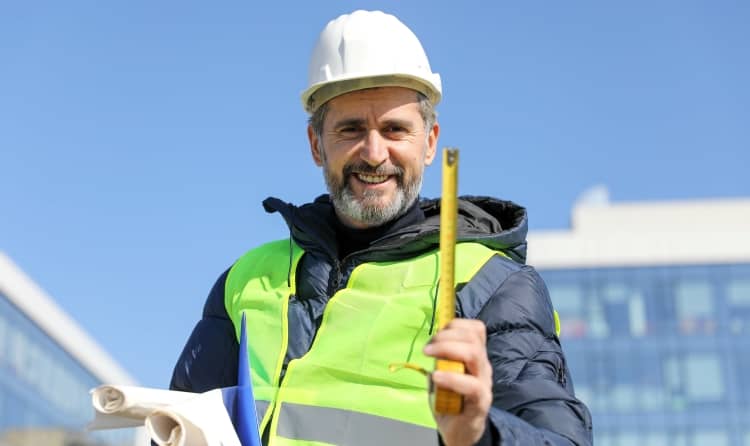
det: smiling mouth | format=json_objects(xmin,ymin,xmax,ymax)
[{"xmin": 354, "ymin": 173, "xmax": 391, "ymax": 184}]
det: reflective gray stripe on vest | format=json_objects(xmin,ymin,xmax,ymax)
[
  {"xmin": 256, "ymin": 400, "xmax": 270, "ymax": 423},
  {"xmin": 276, "ymin": 402, "xmax": 436, "ymax": 446}
]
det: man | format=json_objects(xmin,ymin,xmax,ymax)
[{"xmin": 171, "ymin": 10, "xmax": 592, "ymax": 446}]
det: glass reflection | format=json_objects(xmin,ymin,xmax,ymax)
[
  {"xmin": 543, "ymin": 263, "xmax": 750, "ymax": 446},
  {"xmin": 0, "ymin": 293, "xmax": 135, "ymax": 446}
]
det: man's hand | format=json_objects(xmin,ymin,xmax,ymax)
[{"xmin": 423, "ymin": 319, "xmax": 493, "ymax": 446}]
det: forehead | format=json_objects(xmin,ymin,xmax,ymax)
[{"xmin": 325, "ymin": 87, "xmax": 421, "ymax": 124}]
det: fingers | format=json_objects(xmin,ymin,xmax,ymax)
[
  {"xmin": 424, "ymin": 341, "xmax": 488, "ymax": 376},
  {"xmin": 431, "ymin": 319, "xmax": 487, "ymax": 344},
  {"xmin": 426, "ymin": 319, "xmax": 493, "ymax": 446},
  {"xmin": 423, "ymin": 319, "xmax": 490, "ymax": 377},
  {"xmin": 431, "ymin": 370, "xmax": 492, "ymax": 409}
]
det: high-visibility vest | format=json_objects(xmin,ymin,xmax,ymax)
[{"xmin": 225, "ymin": 239, "xmax": 498, "ymax": 446}]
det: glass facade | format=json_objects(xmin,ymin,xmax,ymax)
[
  {"xmin": 542, "ymin": 263, "xmax": 750, "ymax": 446},
  {"xmin": 0, "ymin": 292, "xmax": 135, "ymax": 446}
]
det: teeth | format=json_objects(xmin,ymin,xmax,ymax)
[{"xmin": 357, "ymin": 173, "xmax": 389, "ymax": 184}]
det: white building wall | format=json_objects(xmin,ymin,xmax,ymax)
[{"xmin": 527, "ymin": 198, "xmax": 750, "ymax": 269}]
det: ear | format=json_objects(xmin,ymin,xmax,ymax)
[
  {"xmin": 423, "ymin": 121, "xmax": 440, "ymax": 166},
  {"xmin": 308, "ymin": 124, "xmax": 324, "ymax": 166}
]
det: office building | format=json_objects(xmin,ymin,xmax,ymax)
[
  {"xmin": 0, "ymin": 253, "xmax": 146, "ymax": 446},
  {"xmin": 529, "ymin": 195, "xmax": 750, "ymax": 446}
]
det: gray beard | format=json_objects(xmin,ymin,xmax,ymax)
[
  {"xmin": 318, "ymin": 139, "xmax": 428, "ymax": 227},
  {"xmin": 327, "ymin": 172, "xmax": 422, "ymax": 227}
]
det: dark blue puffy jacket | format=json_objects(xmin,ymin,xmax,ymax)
[{"xmin": 171, "ymin": 195, "xmax": 593, "ymax": 445}]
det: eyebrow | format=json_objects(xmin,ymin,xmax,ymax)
[
  {"xmin": 331, "ymin": 118, "xmax": 415, "ymax": 130},
  {"xmin": 332, "ymin": 118, "xmax": 366, "ymax": 130},
  {"xmin": 381, "ymin": 118, "xmax": 413, "ymax": 129}
]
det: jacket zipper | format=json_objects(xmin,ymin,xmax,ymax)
[{"xmin": 327, "ymin": 260, "xmax": 343, "ymax": 295}]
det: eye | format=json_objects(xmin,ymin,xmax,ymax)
[
  {"xmin": 384, "ymin": 125, "xmax": 408, "ymax": 137},
  {"xmin": 338, "ymin": 125, "xmax": 363, "ymax": 137}
]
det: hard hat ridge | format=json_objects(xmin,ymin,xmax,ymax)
[{"xmin": 301, "ymin": 10, "xmax": 442, "ymax": 113}]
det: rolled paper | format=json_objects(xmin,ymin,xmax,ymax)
[
  {"xmin": 144, "ymin": 388, "xmax": 241, "ymax": 446},
  {"xmin": 89, "ymin": 385, "xmax": 197, "ymax": 430}
]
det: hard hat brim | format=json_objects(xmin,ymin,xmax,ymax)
[{"xmin": 301, "ymin": 73, "xmax": 442, "ymax": 114}]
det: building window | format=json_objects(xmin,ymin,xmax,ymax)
[
  {"xmin": 587, "ymin": 291, "xmax": 610, "ymax": 339},
  {"xmin": 539, "ymin": 264, "xmax": 749, "ymax": 445},
  {"xmin": 664, "ymin": 353, "xmax": 725, "ymax": 408},
  {"xmin": 727, "ymin": 278, "xmax": 750, "ymax": 335},
  {"xmin": 638, "ymin": 350, "xmax": 666, "ymax": 412},
  {"xmin": 0, "ymin": 293, "xmax": 132, "ymax": 444},
  {"xmin": 600, "ymin": 283, "xmax": 647, "ymax": 338},
  {"xmin": 0, "ymin": 312, "xmax": 7, "ymax": 362},
  {"xmin": 588, "ymin": 350, "xmax": 617, "ymax": 412},
  {"xmin": 684, "ymin": 354, "xmax": 724, "ymax": 401},
  {"xmin": 548, "ymin": 284, "xmax": 587, "ymax": 338},
  {"xmin": 674, "ymin": 280, "xmax": 716, "ymax": 335},
  {"xmin": 643, "ymin": 432, "xmax": 668, "ymax": 446},
  {"xmin": 617, "ymin": 432, "xmax": 640, "ymax": 446},
  {"xmin": 595, "ymin": 432, "xmax": 615, "ymax": 446},
  {"xmin": 735, "ymin": 347, "xmax": 750, "ymax": 407},
  {"xmin": 692, "ymin": 430, "xmax": 728, "ymax": 446},
  {"xmin": 611, "ymin": 350, "xmax": 638, "ymax": 413},
  {"xmin": 670, "ymin": 433, "xmax": 688, "ymax": 446}
]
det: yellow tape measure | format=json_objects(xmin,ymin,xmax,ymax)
[{"xmin": 433, "ymin": 147, "xmax": 465, "ymax": 415}]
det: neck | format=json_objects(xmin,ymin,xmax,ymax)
[{"xmin": 333, "ymin": 199, "xmax": 424, "ymax": 259}]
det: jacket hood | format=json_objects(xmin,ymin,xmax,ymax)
[{"xmin": 263, "ymin": 194, "xmax": 528, "ymax": 264}]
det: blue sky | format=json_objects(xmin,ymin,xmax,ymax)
[{"xmin": 1, "ymin": 2, "xmax": 748, "ymax": 388}]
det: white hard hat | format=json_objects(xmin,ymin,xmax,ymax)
[{"xmin": 301, "ymin": 10, "xmax": 442, "ymax": 114}]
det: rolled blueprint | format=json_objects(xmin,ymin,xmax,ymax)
[
  {"xmin": 144, "ymin": 388, "xmax": 241, "ymax": 446},
  {"xmin": 89, "ymin": 385, "xmax": 198, "ymax": 429},
  {"xmin": 88, "ymin": 315, "xmax": 258, "ymax": 445}
]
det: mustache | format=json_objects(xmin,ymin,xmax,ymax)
[{"xmin": 343, "ymin": 162, "xmax": 404, "ymax": 177}]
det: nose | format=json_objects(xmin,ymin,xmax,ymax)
[{"xmin": 359, "ymin": 129, "xmax": 389, "ymax": 167}]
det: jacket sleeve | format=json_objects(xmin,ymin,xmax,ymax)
[
  {"xmin": 170, "ymin": 268, "xmax": 239, "ymax": 392},
  {"xmin": 469, "ymin": 260, "xmax": 593, "ymax": 445}
]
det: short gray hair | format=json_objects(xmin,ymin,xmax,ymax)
[{"xmin": 308, "ymin": 91, "xmax": 437, "ymax": 139}]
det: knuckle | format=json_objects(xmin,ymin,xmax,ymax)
[
  {"xmin": 472, "ymin": 343, "xmax": 486, "ymax": 359},
  {"xmin": 473, "ymin": 320, "xmax": 487, "ymax": 339}
]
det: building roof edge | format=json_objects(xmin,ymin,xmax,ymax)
[{"xmin": 0, "ymin": 252, "xmax": 137, "ymax": 386}]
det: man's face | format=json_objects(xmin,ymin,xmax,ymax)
[{"xmin": 308, "ymin": 87, "xmax": 439, "ymax": 229}]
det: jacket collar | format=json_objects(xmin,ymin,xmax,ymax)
[{"xmin": 262, "ymin": 194, "xmax": 528, "ymax": 264}]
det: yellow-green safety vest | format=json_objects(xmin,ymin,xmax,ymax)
[{"xmin": 225, "ymin": 239, "xmax": 500, "ymax": 446}]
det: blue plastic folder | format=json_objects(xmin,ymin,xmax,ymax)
[{"xmin": 220, "ymin": 313, "xmax": 262, "ymax": 446}]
